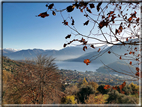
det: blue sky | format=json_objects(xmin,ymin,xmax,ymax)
[
  {"xmin": 3, "ymin": 2, "xmax": 97, "ymax": 50},
  {"xmin": 2, "ymin": 2, "xmax": 140, "ymax": 50}
]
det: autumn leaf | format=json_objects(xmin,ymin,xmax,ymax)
[
  {"xmin": 84, "ymin": 20, "xmax": 89, "ymax": 25},
  {"xmin": 83, "ymin": 41, "xmax": 87, "ymax": 45},
  {"xmin": 52, "ymin": 11, "xmax": 56, "ymax": 16},
  {"xmin": 136, "ymin": 18, "xmax": 139, "ymax": 23},
  {"xmin": 112, "ymin": 86, "xmax": 118, "ymax": 90},
  {"xmin": 128, "ymin": 24, "xmax": 130, "ymax": 27},
  {"xmin": 83, "ymin": 46, "xmax": 87, "ymax": 51},
  {"xmin": 129, "ymin": 51, "xmax": 132, "ymax": 54},
  {"xmin": 134, "ymin": 47, "xmax": 137, "ymax": 50},
  {"xmin": 135, "ymin": 72, "xmax": 139, "ymax": 76},
  {"xmin": 99, "ymin": 20, "xmax": 109, "ymax": 29},
  {"xmin": 129, "ymin": 61, "xmax": 132, "ymax": 65},
  {"xmin": 119, "ymin": 56, "xmax": 122, "ymax": 60},
  {"xmin": 107, "ymin": 11, "xmax": 114, "ymax": 15},
  {"xmin": 86, "ymin": 7, "xmax": 92, "ymax": 13},
  {"xmin": 124, "ymin": 53, "xmax": 128, "ymax": 55},
  {"xmin": 48, "ymin": 4, "xmax": 54, "ymax": 9},
  {"xmin": 84, "ymin": 59, "xmax": 91, "ymax": 65},
  {"xmin": 136, "ymin": 67, "xmax": 139, "ymax": 72},
  {"xmin": 66, "ymin": 5, "xmax": 74, "ymax": 12},
  {"xmin": 90, "ymin": 45, "xmax": 95, "ymax": 49},
  {"xmin": 104, "ymin": 85, "xmax": 110, "ymax": 89},
  {"xmin": 89, "ymin": 4, "xmax": 95, "ymax": 8},
  {"xmin": 38, "ymin": 12, "xmax": 49, "ymax": 18},
  {"xmin": 63, "ymin": 44, "xmax": 67, "ymax": 47},
  {"xmin": 126, "ymin": 38, "xmax": 128, "ymax": 41},
  {"xmin": 71, "ymin": 17, "xmax": 75, "ymax": 25},
  {"xmin": 119, "ymin": 81, "xmax": 126, "ymax": 94},
  {"xmin": 80, "ymin": 38, "xmax": 85, "ymax": 42},
  {"xmin": 119, "ymin": 25, "xmax": 123, "ymax": 32},
  {"xmin": 65, "ymin": 34, "xmax": 71, "ymax": 39},
  {"xmin": 97, "ymin": 2, "xmax": 102, "ymax": 12},
  {"xmin": 108, "ymin": 51, "xmax": 111, "ymax": 54},
  {"xmin": 98, "ymin": 48, "xmax": 101, "ymax": 52},
  {"xmin": 128, "ymin": 17, "xmax": 132, "ymax": 22},
  {"xmin": 80, "ymin": 9, "xmax": 83, "ymax": 12}
]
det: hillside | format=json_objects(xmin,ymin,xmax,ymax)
[
  {"xmin": 96, "ymin": 60, "xmax": 137, "ymax": 76},
  {"xmin": 66, "ymin": 39, "xmax": 139, "ymax": 65}
]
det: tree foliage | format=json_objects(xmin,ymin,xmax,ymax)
[
  {"xmin": 107, "ymin": 90, "xmax": 139, "ymax": 104},
  {"xmin": 3, "ymin": 55, "xmax": 62, "ymax": 104},
  {"xmin": 76, "ymin": 85, "xmax": 94, "ymax": 104}
]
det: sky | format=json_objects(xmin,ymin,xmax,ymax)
[
  {"xmin": 2, "ymin": 2, "xmax": 111, "ymax": 50},
  {"xmin": 2, "ymin": 1, "xmax": 140, "ymax": 50}
]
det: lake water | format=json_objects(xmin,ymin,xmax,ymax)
[{"xmin": 55, "ymin": 61, "xmax": 102, "ymax": 72}]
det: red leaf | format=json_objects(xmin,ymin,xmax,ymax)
[
  {"xmin": 135, "ymin": 72, "xmax": 139, "ymax": 76},
  {"xmin": 97, "ymin": 2, "xmax": 102, "ymax": 12},
  {"xmin": 119, "ymin": 25, "xmax": 123, "ymax": 32},
  {"xmin": 136, "ymin": 18, "xmax": 139, "ymax": 23},
  {"xmin": 80, "ymin": 38, "xmax": 85, "ymax": 42},
  {"xmin": 80, "ymin": 9, "xmax": 83, "ymax": 12},
  {"xmin": 67, "ymin": 5, "xmax": 74, "ymax": 12},
  {"xmin": 63, "ymin": 44, "xmax": 67, "ymax": 47},
  {"xmin": 86, "ymin": 7, "xmax": 92, "ymax": 13},
  {"xmin": 52, "ymin": 11, "xmax": 56, "ymax": 16},
  {"xmin": 128, "ymin": 24, "xmax": 130, "ymax": 27},
  {"xmin": 129, "ymin": 51, "xmax": 132, "ymax": 54},
  {"xmin": 128, "ymin": 17, "xmax": 132, "ymax": 22},
  {"xmin": 90, "ymin": 45, "xmax": 95, "ymax": 49},
  {"xmin": 98, "ymin": 48, "xmax": 101, "ymax": 52},
  {"xmin": 124, "ymin": 53, "xmax": 128, "ymax": 55},
  {"xmin": 112, "ymin": 86, "xmax": 118, "ymax": 90},
  {"xmin": 136, "ymin": 67, "xmax": 139, "ymax": 72},
  {"xmin": 65, "ymin": 34, "xmax": 71, "ymax": 39},
  {"xmin": 107, "ymin": 11, "xmax": 114, "ymax": 15},
  {"xmin": 48, "ymin": 4, "xmax": 54, "ymax": 9},
  {"xmin": 119, "ymin": 56, "xmax": 122, "ymax": 59},
  {"xmin": 84, "ymin": 59, "xmax": 91, "ymax": 65},
  {"xmin": 129, "ymin": 61, "xmax": 132, "ymax": 65},
  {"xmin": 108, "ymin": 51, "xmax": 111, "ymax": 54},
  {"xmin": 119, "ymin": 81, "xmax": 126, "ymax": 94},
  {"xmin": 89, "ymin": 4, "xmax": 95, "ymax": 8},
  {"xmin": 134, "ymin": 47, "xmax": 137, "ymax": 50},
  {"xmin": 83, "ymin": 46, "xmax": 87, "ymax": 51},
  {"xmin": 84, "ymin": 20, "xmax": 89, "ymax": 25},
  {"xmin": 126, "ymin": 38, "xmax": 128, "ymax": 41},
  {"xmin": 38, "ymin": 12, "xmax": 49, "ymax": 18},
  {"xmin": 104, "ymin": 85, "xmax": 110, "ymax": 89}
]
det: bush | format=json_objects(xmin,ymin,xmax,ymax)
[
  {"xmin": 61, "ymin": 95, "xmax": 77, "ymax": 104},
  {"xmin": 107, "ymin": 90, "xmax": 138, "ymax": 104},
  {"xmin": 97, "ymin": 84, "xmax": 111, "ymax": 94},
  {"xmin": 76, "ymin": 85, "xmax": 94, "ymax": 104}
]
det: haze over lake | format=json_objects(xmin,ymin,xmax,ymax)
[{"xmin": 55, "ymin": 61, "xmax": 102, "ymax": 72}]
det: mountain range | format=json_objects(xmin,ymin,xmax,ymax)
[
  {"xmin": 2, "ymin": 38, "xmax": 139, "ymax": 66},
  {"xmin": 2, "ymin": 45, "xmax": 107, "ymax": 60}
]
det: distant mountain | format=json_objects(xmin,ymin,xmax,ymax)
[
  {"xmin": 1, "ymin": 48, "xmax": 19, "ymax": 54},
  {"xmin": 96, "ymin": 60, "xmax": 137, "ymax": 76},
  {"xmin": 2, "ymin": 46, "xmax": 97, "ymax": 60},
  {"xmin": 66, "ymin": 38, "xmax": 139, "ymax": 65}
]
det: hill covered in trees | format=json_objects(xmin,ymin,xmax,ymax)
[{"xmin": 2, "ymin": 56, "xmax": 140, "ymax": 105}]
